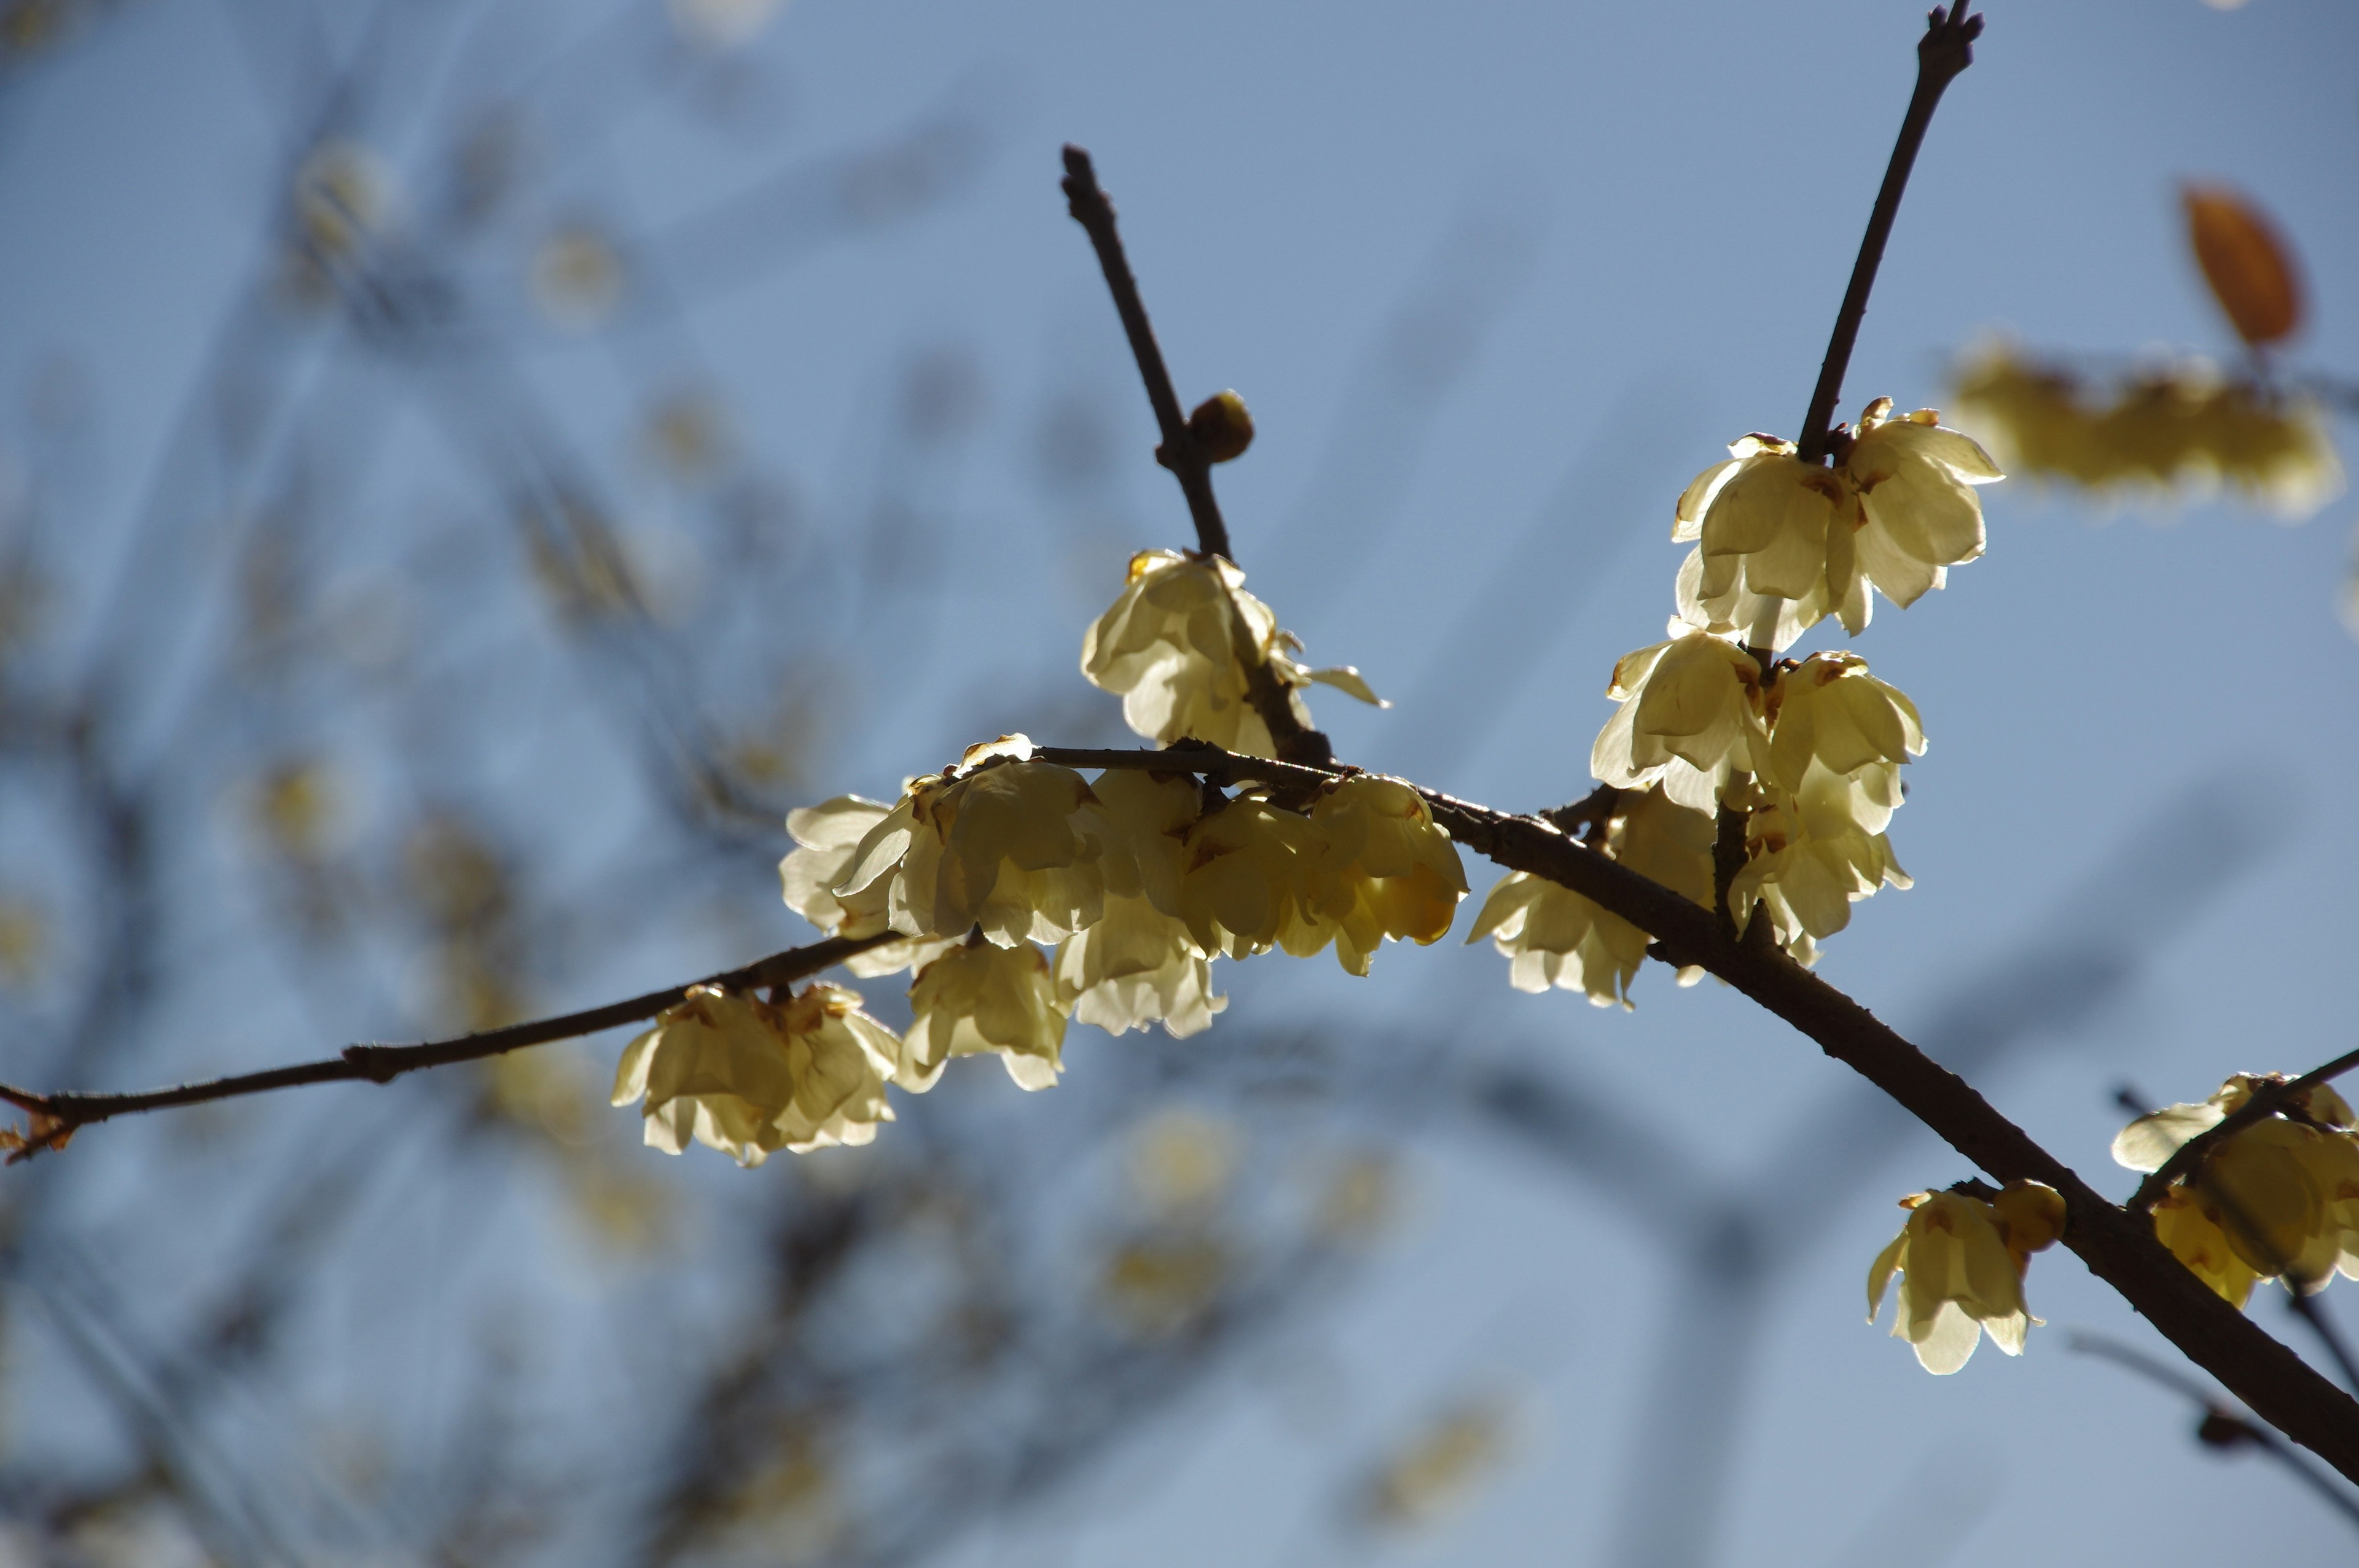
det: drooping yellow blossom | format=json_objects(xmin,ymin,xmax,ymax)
[
  {"xmin": 611, "ymin": 984, "xmax": 904, "ymax": 1166},
  {"xmin": 1089, "ymin": 766, "xmax": 1202, "ymax": 915},
  {"xmin": 779, "ymin": 795, "xmax": 957, "ymax": 977},
  {"xmin": 1174, "ymin": 790, "xmax": 1326, "ymax": 959},
  {"xmin": 1080, "ymin": 550, "xmax": 1382, "ymax": 757},
  {"xmin": 1053, "ymin": 894, "xmax": 1226, "ymax": 1038},
  {"xmin": 1951, "ymin": 345, "xmax": 2342, "ymax": 520},
  {"xmin": 1728, "ymin": 795, "xmax": 1909, "ymax": 947},
  {"xmin": 1292, "ymin": 776, "xmax": 1468, "ymax": 975},
  {"xmin": 2113, "ymin": 1075, "xmax": 2359, "ymax": 1297},
  {"xmin": 1466, "ymin": 787, "xmax": 1713, "ymax": 1007},
  {"xmin": 1763, "ymin": 652, "xmax": 1925, "ymax": 838},
  {"xmin": 1673, "ymin": 544, "xmax": 1829, "ymax": 654},
  {"xmin": 1675, "ymin": 434, "xmax": 1847, "ymax": 613},
  {"xmin": 1835, "ymin": 399, "xmax": 2001, "ymax": 630},
  {"xmin": 1867, "ymin": 1182, "xmax": 2065, "ymax": 1374},
  {"xmin": 835, "ymin": 736, "xmax": 1114, "ymax": 948},
  {"xmin": 1591, "ymin": 628, "xmax": 1770, "ymax": 813},
  {"xmin": 904, "ymin": 940, "xmax": 1069, "ymax": 1091}
]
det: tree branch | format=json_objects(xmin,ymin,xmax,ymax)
[
  {"xmin": 0, "ymin": 933, "xmax": 894, "ymax": 1153},
  {"xmin": 1059, "ymin": 145, "xmax": 1232, "ymax": 563},
  {"xmin": 1794, "ymin": 1, "xmax": 1983, "ymax": 464}
]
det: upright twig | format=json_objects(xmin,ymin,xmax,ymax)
[
  {"xmin": 1059, "ymin": 145, "xmax": 1231, "ymax": 562},
  {"xmin": 1794, "ymin": 2, "xmax": 1984, "ymax": 464}
]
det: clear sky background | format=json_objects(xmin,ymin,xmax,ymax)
[{"xmin": 2, "ymin": 0, "xmax": 2356, "ymax": 1563}]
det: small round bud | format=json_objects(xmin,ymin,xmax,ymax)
[{"xmin": 1187, "ymin": 390, "xmax": 1254, "ymax": 463}]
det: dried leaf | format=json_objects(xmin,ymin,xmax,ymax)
[{"xmin": 2183, "ymin": 184, "xmax": 2302, "ymax": 346}]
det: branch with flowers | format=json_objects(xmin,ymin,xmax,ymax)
[{"xmin": 5, "ymin": 0, "xmax": 2358, "ymax": 1494}]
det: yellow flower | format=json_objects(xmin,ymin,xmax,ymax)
[
  {"xmin": 1466, "ymin": 787, "xmax": 1713, "ymax": 1007},
  {"xmin": 1728, "ymin": 795, "xmax": 1909, "ymax": 947},
  {"xmin": 1080, "ymin": 550, "xmax": 1380, "ymax": 757},
  {"xmin": 1175, "ymin": 791, "xmax": 1325, "ymax": 959},
  {"xmin": 1293, "ymin": 776, "xmax": 1468, "ymax": 975},
  {"xmin": 1590, "ymin": 628, "xmax": 1770, "ymax": 813},
  {"xmin": 1867, "ymin": 1182, "xmax": 2064, "ymax": 1374},
  {"xmin": 904, "ymin": 940, "xmax": 1068, "ymax": 1091},
  {"xmin": 779, "ymin": 795, "xmax": 957, "ymax": 977},
  {"xmin": 835, "ymin": 737, "xmax": 1114, "ymax": 947},
  {"xmin": 1673, "ymin": 544, "xmax": 1834, "ymax": 654},
  {"xmin": 1053, "ymin": 894, "xmax": 1226, "ymax": 1039},
  {"xmin": 611, "ymin": 983, "xmax": 904, "ymax": 1166},
  {"xmin": 1090, "ymin": 766, "xmax": 1202, "ymax": 915},
  {"xmin": 1675, "ymin": 434, "xmax": 1846, "ymax": 614},
  {"xmin": 1763, "ymin": 652, "xmax": 1924, "ymax": 838},
  {"xmin": 1833, "ymin": 399, "xmax": 2001, "ymax": 631},
  {"xmin": 2114, "ymin": 1075, "xmax": 2359, "ymax": 1293}
]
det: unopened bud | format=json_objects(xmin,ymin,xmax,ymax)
[{"xmin": 1187, "ymin": 389, "xmax": 1254, "ymax": 463}]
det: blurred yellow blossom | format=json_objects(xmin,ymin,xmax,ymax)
[
  {"xmin": 1590, "ymin": 628, "xmax": 1769, "ymax": 813},
  {"xmin": 1952, "ymin": 345, "xmax": 2342, "ymax": 519},
  {"xmin": 835, "ymin": 737, "xmax": 1114, "ymax": 947},
  {"xmin": 1868, "ymin": 1182, "xmax": 2064, "ymax": 1374},
  {"xmin": 904, "ymin": 940, "xmax": 1068, "ymax": 1091},
  {"xmin": 1763, "ymin": 652, "xmax": 1923, "ymax": 838},
  {"xmin": 1466, "ymin": 787, "xmax": 1712, "ymax": 1007},
  {"xmin": 1080, "ymin": 550, "xmax": 1379, "ymax": 757},
  {"xmin": 611, "ymin": 984, "xmax": 903, "ymax": 1166}
]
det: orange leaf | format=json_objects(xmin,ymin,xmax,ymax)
[{"xmin": 2182, "ymin": 184, "xmax": 2302, "ymax": 347}]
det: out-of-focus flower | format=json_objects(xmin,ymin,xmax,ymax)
[
  {"xmin": 1763, "ymin": 652, "xmax": 1923, "ymax": 838},
  {"xmin": 1729, "ymin": 795, "xmax": 1909, "ymax": 948},
  {"xmin": 1080, "ymin": 550, "xmax": 1380, "ymax": 757},
  {"xmin": 1466, "ymin": 787, "xmax": 1712, "ymax": 1007},
  {"xmin": 1835, "ymin": 399, "xmax": 2001, "ymax": 630},
  {"xmin": 1127, "ymin": 1109, "xmax": 1240, "ymax": 1216},
  {"xmin": 291, "ymin": 139, "xmax": 393, "ymax": 259},
  {"xmin": 2183, "ymin": 184, "xmax": 2302, "ymax": 348},
  {"xmin": 779, "ymin": 795, "xmax": 956, "ymax": 977},
  {"xmin": 1100, "ymin": 1232, "xmax": 1228, "ymax": 1336},
  {"xmin": 2114, "ymin": 1075, "xmax": 2359, "ymax": 1296},
  {"xmin": 531, "ymin": 224, "xmax": 626, "ymax": 331},
  {"xmin": 1052, "ymin": 894, "xmax": 1224, "ymax": 1037},
  {"xmin": 1295, "ymin": 776, "xmax": 1467, "ymax": 975},
  {"xmin": 1175, "ymin": 790, "xmax": 1324, "ymax": 959},
  {"xmin": 0, "ymin": 897, "xmax": 44, "ymax": 990},
  {"xmin": 1591, "ymin": 628, "xmax": 1769, "ymax": 813},
  {"xmin": 611, "ymin": 984, "xmax": 902, "ymax": 1166},
  {"xmin": 1951, "ymin": 344, "xmax": 2342, "ymax": 520},
  {"xmin": 904, "ymin": 940, "xmax": 1068, "ymax": 1091},
  {"xmin": 836, "ymin": 737, "xmax": 1114, "ymax": 947},
  {"xmin": 1867, "ymin": 1182, "xmax": 2065, "ymax": 1373},
  {"xmin": 1359, "ymin": 1397, "xmax": 1517, "ymax": 1531}
]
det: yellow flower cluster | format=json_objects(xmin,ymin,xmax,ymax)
[
  {"xmin": 1081, "ymin": 550, "xmax": 1382, "ymax": 757},
  {"xmin": 1951, "ymin": 346, "xmax": 2342, "ymax": 520},
  {"xmin": 730, "ymin": 733, "xmax": 1468, "ymax": 1161},
  {"xmin": 1673, "ymin": 400, "xmax": 2001, "ymax": 647},
  {"xmin": 1868, "ymin": 1181, "xmax": 2067, "ymax": 1373},
  {"xmin": 2114, "ymin": 1075, "xmax": 2359, "ymax": 1306}
]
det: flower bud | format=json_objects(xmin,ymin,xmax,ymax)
[{"xmin": 1187, "ymin": 389, "xmax": 1254, "ymax": 463}]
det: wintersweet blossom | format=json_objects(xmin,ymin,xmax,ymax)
[
  {"xmin": 1089, "ymin": 766, "xmax": 1202, "ymax": 915},
  {"xmin": 836, "ymin": 736, "xmax": 1114, "ymax": 947},
  {"xmin": 611, "ymin": 984, "xmax": 903, "ymax": 1166},
  {"xmin": 1675, "ymin": 434, "xmax": 1847, "ymax": 616},
  {"xmin": 1868, "ymin": 1182, "xmax": 2066, "ymax": 1373},
  {"xmin": 1175, "ymin": 791, "xmax": 1325, "ymax": 959},
  {"xmin": 1466, "ymin": 787, "xmax": 1713, "ymax": 1007},
  {"xmin": 1296, "ymin": 776, "xmax": 1468, "ymax": 975},
  {"xmin": 1728, "ymin": 796, "xmax": 1909, "ymax": 948},
  {"xmin": 1763, "ymin": 652, "xmax": 1924, "ymax": 838},
  {"xmin": 904, "ymin": 940, "xmax": 1069, "ymax": 1091},
  {"xmin": 779, "ymin": 795, "xmax": 957, "ymax": 977},
  {"xmin": 1080, "ymin": 550, "xmax": 1380, "ymax": 757},
  {"xmin": 1835, "ymin": 399, "xmax": 2002, "ymax": 629},
  {"xmin": 2114, "ymin": 1075, "xmax": 2359, "ymax": 1296},
  {"xmin": 1053, "ymin": 894, "xmax": 1226, "ymax": 1039},
  {"xmin": 1590, "ymin": 628, "xmax": 1769, "ymax": 813}
]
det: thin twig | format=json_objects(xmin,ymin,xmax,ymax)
[
  {"xmin": 1794, "ymin": 2, "xmax": 1983, "ymax": 463},
  {"xmin": 1059, "ymin": 145, "xmax": 1231, "ymax": 563},
  {"xmin": 2129, "ymin": 1043, "xmax": 2359, "ymax": 1214},
  {"xmin": 2070, "ymin": 1333, "xmax": 2359, "ymax": 1532},
  {"xmin": 0, "ymin": 932, "xmax": 893, "ymax": 1150}
]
